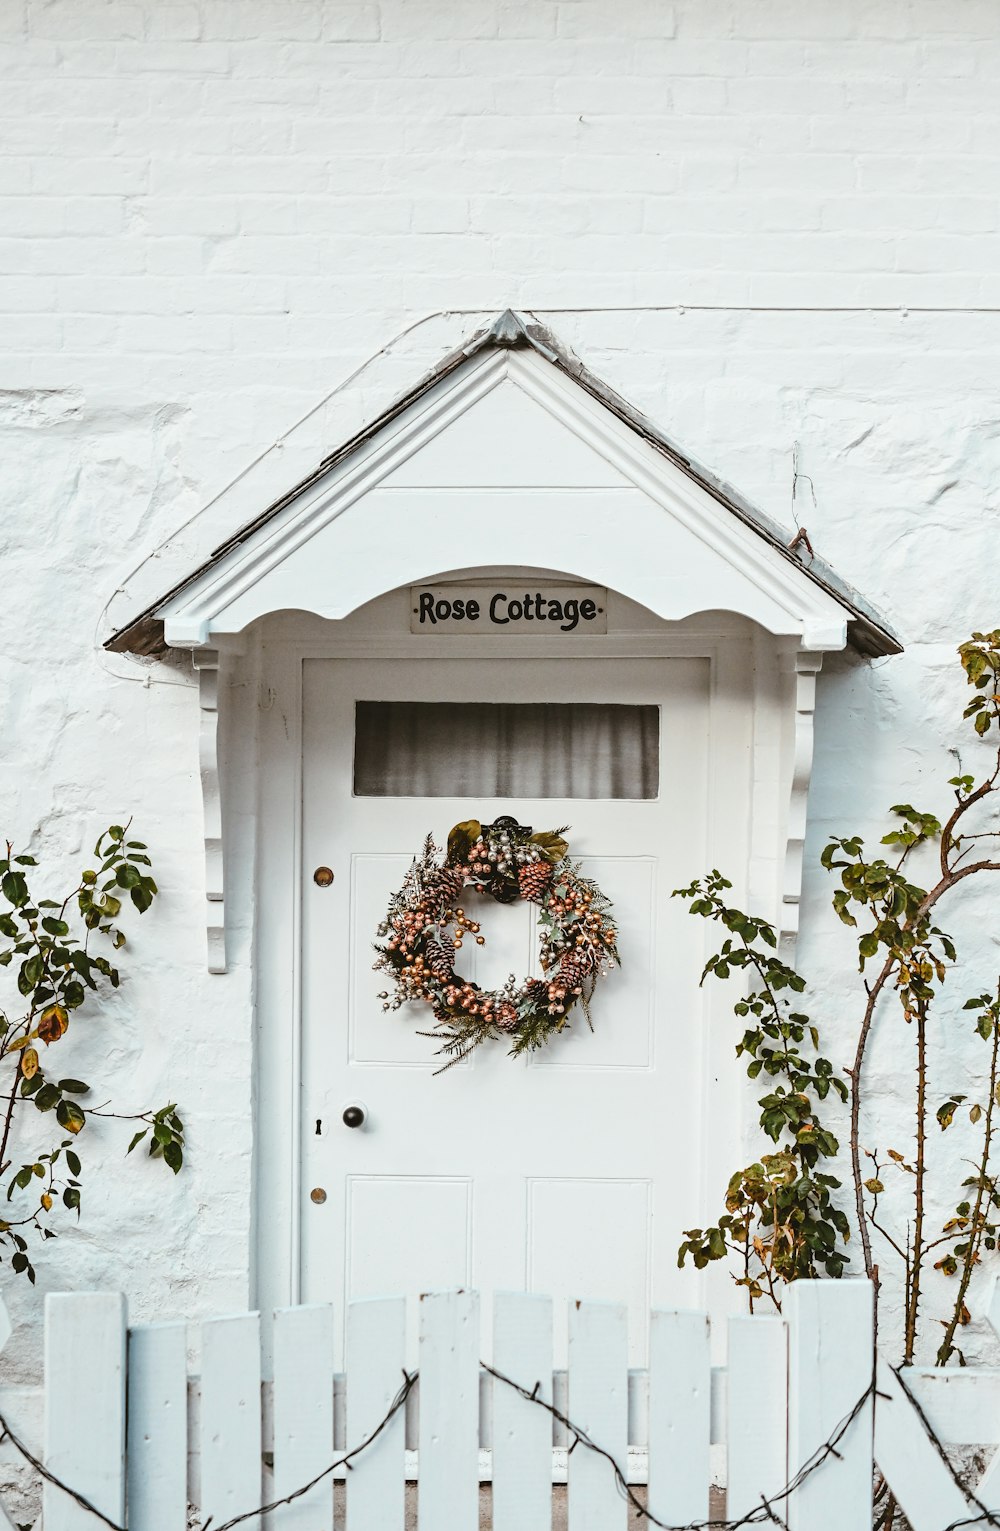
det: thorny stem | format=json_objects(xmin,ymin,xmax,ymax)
[
  {"xmin": 937, "ymin": 987, "xmax": 1000, "ymax": 1365},
  {"xmin": 850, "ymin": 957, "xmax": 897, "ymax": 1279},
  {"xmin": 0, "ymin": 1057, "xmax": 23, "ymax": 1180},
  {"xmin": 904, "ymin": 1000, "xmax": 928, "ymax": 1365},
  {"xmin": 849, "ymin": 751, "xmax": 1000, "ymax": 1284}
]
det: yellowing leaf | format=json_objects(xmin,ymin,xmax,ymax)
[
  {"xmin": 40, "ymin": 1193, "xmax": 52, "ymax": 1212},
  {"xmin": 38, "ymin": 1005, "xmax": 68, "ymax": 1045},
  {"xmin": 21, "ymin": 1047, "xmax": 38, "ymax": 1080},
  {"xmin": 57, "ymin": 1101, "xmax": 85, "ymax": 1135}
]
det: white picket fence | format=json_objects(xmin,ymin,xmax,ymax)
[{"xmin": 27, "ymin": 1278, "xmax": 1000, "ymax": 1531}]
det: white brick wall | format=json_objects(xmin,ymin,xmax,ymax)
[{"xmin": 2, "ymin": 3, "xmax": 1000, "ymax": 1513}]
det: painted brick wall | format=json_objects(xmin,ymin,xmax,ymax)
[{"xmin": 2, "ymin": 0, "xmax": 1000, "ymax": 1516}]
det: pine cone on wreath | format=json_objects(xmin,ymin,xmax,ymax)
[
  {"xmin": 525, "ymin": 978, "xmax": 550, "ymax": 1010},
  {"xmin": 427, "ymin": 866, "xmax": 466, "ymax": 908},
  {"xmin": 495, "ymin": 1000, "xmax": 520, "ymax": 1032},
  {"xmin": 558, "ymin": 953, "xmax": 587, "ymax": 995},
  {"xmin": 518, "ymin": 861, "xmax": 553, "ymax": 903},
  {"xmin": 424, "ymin": 939, "xmax": 455, "ymax": 981}
]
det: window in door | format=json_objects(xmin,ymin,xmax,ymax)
[{"xmin": 353, "ymin": 700, "xmax": 659, "ymax": 799}]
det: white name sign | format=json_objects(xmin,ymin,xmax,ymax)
[{"xmin": 411, "ymin": 584, "xmax": 607, "ymax": 635}]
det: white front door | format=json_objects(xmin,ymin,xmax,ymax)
[{"xmin": 300, "ymin": 655, "xmax": 710, "ymax": 1364}]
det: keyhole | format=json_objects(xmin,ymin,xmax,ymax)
[{"xmin": 315, "ymin": 1119, "xmax": 322, "ymax": 1135}]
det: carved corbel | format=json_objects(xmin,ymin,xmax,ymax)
[
  {"xmin": 781, "ymin": 648, "xmax": 824, "ymax": 950},
  {"xmin": 193, "ymin": 648, "xmax": 226, "ymax": 974}
]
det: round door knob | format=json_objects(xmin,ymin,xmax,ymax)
[{"xmin": 342, "ymin": 1102, "xmax": 368, "ymax": 1129}]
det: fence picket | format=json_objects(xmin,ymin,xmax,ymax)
[
  {"xmin": 419, "ymin": 1289, "xmax": 479, "ymax": 1530},
  {"xmin": 647, "ymin": 1310, "xmax": 710, "ymax": 1526},
  {"xmin": 873, "ymin": 1357, "xmax": 973, "ymax": 1531},
  {"xmin": 568, "ymin": 1300, "xmax": 628, "ymax": 1531},
  {"xmin": 492, "ymin": 1292, "xmax": 553, "ymax": 1531},
  {"xmin": 272, "ymin": 1304, "xmax": 334, "ymax": 1530},
  {"xmin": 786, "ymin": 1280, "xmax": 873, "ymax": 1531},
  {"xmin": 127, "ymin": 1321, "xmax": 187, "ymax": 1531},
  {"xmin": 346, "ymin": 1296, "xmax": 406, "ymax": 1531},
  {"xmin": 726, "ymin": 1315, "xmax": 787, "ymax": 1521},
  {"xmin": 200, "ymin": 1311, "xmax": 262, "ymax": 1531},
  {"xmin": 44, "ymin": 1292, "xmax": 127, "ymax": 1531},
  {"xmin": 38, "ymin": 1279, "xmax": 920, "ymax": 1531}
]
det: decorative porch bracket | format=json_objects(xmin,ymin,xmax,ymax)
[
  {"xmin": 193, "ymin": 648, "xmax": 226, "ymax": 974},
  {"xmin": 782, "ymin": 649, "xmax": 824, "ymax": 949}
]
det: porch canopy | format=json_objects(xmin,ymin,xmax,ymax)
[
  {"xmin": 106, "ymin": 309, "xmax": 900, "ymax": 662},
  {"xmin": 103, "ymin": 311, "xmax": 900, "ymax": 974}
]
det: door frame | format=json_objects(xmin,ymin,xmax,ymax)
[{"xmin": 251, "ymin": 610, "xmax": 773, "ymax": 1333}]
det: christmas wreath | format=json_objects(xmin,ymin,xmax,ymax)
[{"xmin": 374, "ymin": 817, "xmax": 619, "ymax": 1071}]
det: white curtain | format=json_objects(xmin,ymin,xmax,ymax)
[{"xmin": 353, "ymin": 702, "xmax": 659, "ymax": 800}]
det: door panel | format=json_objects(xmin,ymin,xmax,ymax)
[{"xmin": 301, "ymin": 656, "xmax": 709, "ymax": 1364}]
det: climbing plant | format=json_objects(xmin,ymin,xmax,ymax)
[
  {"xmin": 0, "ymin": 824, "xmax": 183, "ymax": 1283},
  {"xmin": 676, "ymin": 630, "xmax": 1000, "ymax": 1366},
  {"xmin": 673, "ymin": 871, "xmax": 850, "ymax": 1308}
]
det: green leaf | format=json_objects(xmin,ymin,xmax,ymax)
[
  {"xmin": 1, "ymin": 872, "xmax": 28, "ymax": 907},
  {"xmin": 706, "ymin": 1226, "xmax": 727, "ymax": 1260},
  {"xmin": 163, "ymin": 1139, "xmax": 183, "ymax": 1174},
  {"xmin": 127, "ymin": 1130, "xmax": 147, "ymax": 1155},
  {"xmin": 57, "ymin": 1079, "xmax": 90, "ymax": 1095},
  {"xmin": 65, "ymin": 1150, "xmax": 81, "ymax": 1177}
]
